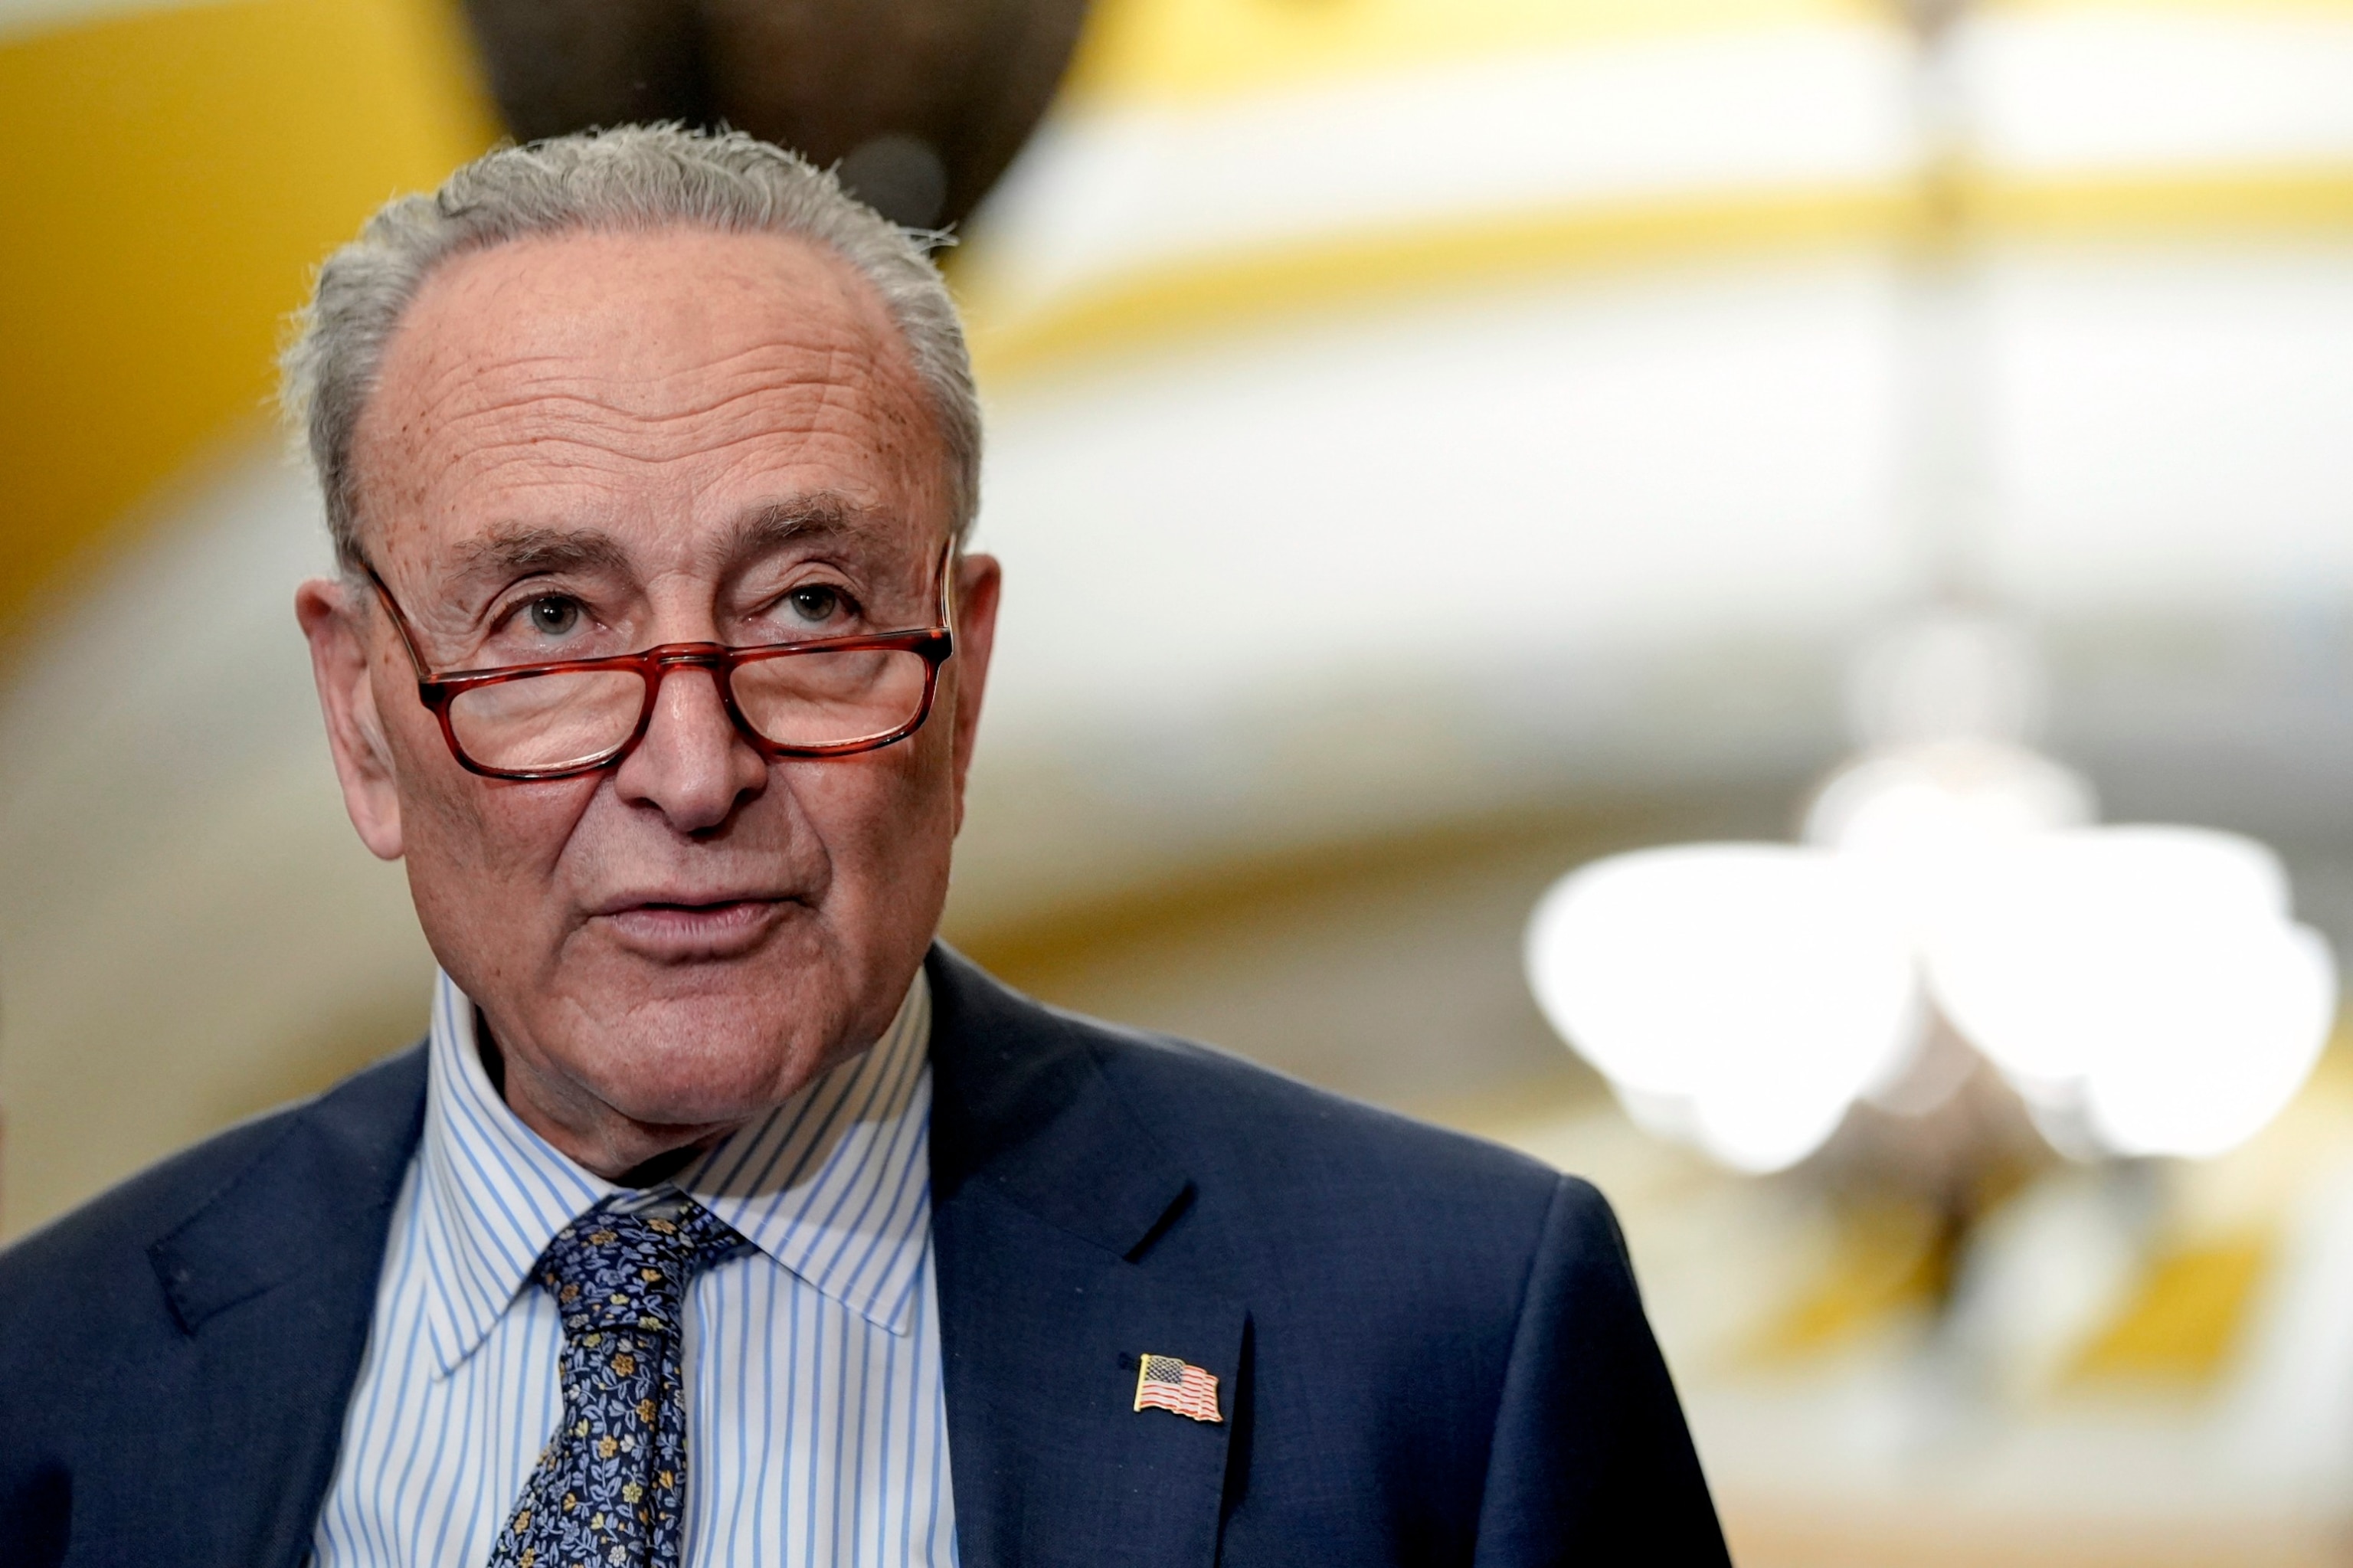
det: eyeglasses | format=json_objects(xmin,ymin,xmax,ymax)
[{"xmin": 362, "ymin": 543, "xmax": 957, "ymax": 781}]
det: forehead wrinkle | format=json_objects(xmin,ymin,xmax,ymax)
[
  {"xmin": 404, "ymin": 273, "xmax": 892, "ymax": 419},
  {"xmin": 460, "ymin": 349, "xmax": 875, "ymax": 427},
  {"xmin": 404, "ymin": 345, "xmax": 580, "ymax": 411},
  {"xmin": 420, "ymin": 370, "xmax": 895, "ymax": 480},
  {"xmin": 420, "ymin": 421, "xmax": 898, "ymax": 551},
  {"xmin": 378, "ymin": 247, "xmax": 918, "ymax": 444}
]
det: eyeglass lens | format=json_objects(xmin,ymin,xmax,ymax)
[{"xmin": 445, "ymin": 647, "xmax": 934, "ymax": 772}]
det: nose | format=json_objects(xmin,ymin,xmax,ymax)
[{"xmin": 610, "ymin": 660, "xmax": 768, "ymax": 833}]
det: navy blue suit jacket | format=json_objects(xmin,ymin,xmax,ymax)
[{"xmin": 0, "ymin": 946, "xmax": 1727, "ymax": 1565}]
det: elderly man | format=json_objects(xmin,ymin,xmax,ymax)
[{"xmin": 0, "ymin": 128, "xmax": 1726, "ymax": 1566}]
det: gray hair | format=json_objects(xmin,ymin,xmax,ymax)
[{"xmin": 280, "ymin": 124, "xmax": 980, "ymax": 570}]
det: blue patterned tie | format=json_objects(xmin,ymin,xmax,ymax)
[{"xmin": 487, "ymin": 1201, "xmax": 745, "ymax": 1568}]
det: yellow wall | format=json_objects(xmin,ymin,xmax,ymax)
[
  {"xmin": 0, "ymin": 0, "xmax": 496, "ymax": 640},
  {"xmin": 1061, "ymin": 0, "xmax": 1887, "ymax": 106}
]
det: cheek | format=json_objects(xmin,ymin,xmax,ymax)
[
  {"xmin": 790, "ymin": 735, "xmax": 957, "ymax": 879},
  {"xmin": 378, "ymin": 675, "xmax": 592, "ymax": 880}
]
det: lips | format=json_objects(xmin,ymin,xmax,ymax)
[{"xmin": 588, "ymin": 890, "xmax": 798, "ymax": 960}]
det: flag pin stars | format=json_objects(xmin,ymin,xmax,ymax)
[{"xmin": 1133, "ymin": 1352, "xmax": 1222, "ymax": 1423}]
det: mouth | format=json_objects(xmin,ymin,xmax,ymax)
[{"xmin": 589, "ymin": 892, "xmax": 797, "ymax": 960}]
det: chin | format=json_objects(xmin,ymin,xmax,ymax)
[{"xmin": 575, "ymin": 997, "xmax": 843, "ymax": 1131}]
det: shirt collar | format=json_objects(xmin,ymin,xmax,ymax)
[{"xmin": 411, "ymin": 966, "xmax": 933, "ymax": 1375}]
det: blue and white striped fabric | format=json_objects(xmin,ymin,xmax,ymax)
[{"xmin": 310, "ymin": 967, "xmax": 955, "ymax": 1567}]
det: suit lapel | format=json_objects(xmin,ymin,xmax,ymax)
[
  {"xmin": 927, "ymin": 947, "xmax": 1242, "ymax": 1568},
  {"xmin": 146, "ymin": 1047, "xmax": 427, "ymax": 1568},
  {"xmin": 139, "ymin": 951, "xmax": 1235, "ymax": 1566}
]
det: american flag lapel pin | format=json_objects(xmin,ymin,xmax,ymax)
[{"xmin": 1133, "ymin": 1352, "xmax": 1222, "ymax": 1423}]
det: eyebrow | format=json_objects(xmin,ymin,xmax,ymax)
[
  {"xmin": 729, "ymin": 493, "xmax": 874, "ymax": 565},
  {"xmin": 448, "ymin": 525, "xmax": 634, "ymax": 584}
]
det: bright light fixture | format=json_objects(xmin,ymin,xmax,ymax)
[
  {"xmin": 1524, "ymin": 816, "xmax": 2338, "ymax": 1172},
  {"xmin": 1926, "ymin": 826, "xmax": 2337, "ymax": 1158},
  {"xmin": 1524, "ymin": 843, "xmax": 1921, "ymax": 1172}
]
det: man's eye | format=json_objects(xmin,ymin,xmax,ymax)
[
  {"xmin": 526, "ymin": 596, "xmax": 582, "ymax": 636},
  {"xmin": 786, "ymin": 585, "xmax": 844, "ymax": 624}
]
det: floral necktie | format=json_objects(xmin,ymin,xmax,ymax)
[{"xmin": 487, "ymin": 1200, "xmax": 746, "ymax": 1568}]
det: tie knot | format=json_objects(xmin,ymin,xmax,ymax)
[{"xmin": 535, "ymin": 1202, "xmax": 744, "ymax": 1338}]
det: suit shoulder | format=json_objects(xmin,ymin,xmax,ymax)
[
  {"xmin": 1055, "ymin": 1009, "xmax": 1630, "ymax": 1387},
  {"xmin": 937, "ymin": 946, "xmax": 1608, "ymax": 1282},
  {"xmin": 1055, "ymin": 1003, "xmax": 1573, "ymax": 1226},
  {"xmin": 0, "ymin": 1046, "xmax": 427, "ymax": 1329}
]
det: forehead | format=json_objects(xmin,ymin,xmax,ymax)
[{"xmin": 351, "ymin": 226, "xmax": 947, "ymax": 579}]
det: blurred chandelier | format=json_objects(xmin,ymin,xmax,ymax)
[
  {"xmin": 1522, "ymin": 0, "xmax": 2341, "ymax": 1176},
  {"xmin": 1524, "ymin": 608, "xmax": 2338, "ymax": 1174}
]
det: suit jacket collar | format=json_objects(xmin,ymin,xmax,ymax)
[
  {"xmin": 927, "ymin": 944, "xmax": 1242, "ymax": 1568},
  {"xmin": 926, "ymin": 944, "xmax": 1193, "ymax": 1257}
]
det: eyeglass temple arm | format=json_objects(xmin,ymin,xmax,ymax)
[
  {"xmin": 937, "ymin": 536, "xmax": 964, "ymax": 645},
  {"xmin": 361, "ymin": 565, "xmax": 437, "ymax": 683}
]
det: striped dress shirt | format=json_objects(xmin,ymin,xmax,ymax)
[{"xmin": 309, "ymin": 967, "xmax": 956, "ymax": 1567}]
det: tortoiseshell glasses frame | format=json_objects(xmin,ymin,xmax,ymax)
[{"xmin": 361, "ymin": 540, "xmax": 957, "ymax": 782}]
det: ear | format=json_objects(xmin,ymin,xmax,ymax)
[
  {"xmin": 945, "ymin": 551, "xmax": 1002, "ymax": 836},
  {"xmin": 296, "ymin": 576, "xmax": 406, "ymax": 860}
]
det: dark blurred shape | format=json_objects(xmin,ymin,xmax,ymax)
[
  {"xmin": 1893, "ymin": 0, "xmax": 1971, "ymax": 39},
  {"xmin": 459, "ymin": 0, "xmax": 709, "ymax": 136},
  {"xmin": 839, "ymin": 132, "xmax": 951, "ymax": 228},
  {"xmin": 460, "ymin": 0, "xmax": 1091, "ymax": 229}
]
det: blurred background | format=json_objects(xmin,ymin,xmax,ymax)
[{"xmin": 8, "ymin": 0, "xmax": 2353, "ymax": 1560}]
